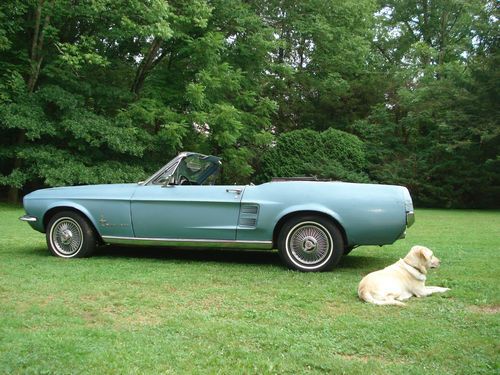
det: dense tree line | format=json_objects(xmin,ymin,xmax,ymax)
[{"xmin": 0, "ymin": 0, "xmax": 498, "ymax": 207}]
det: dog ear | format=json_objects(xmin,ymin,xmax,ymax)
[
  {"xmin": 417, "ymin": 246, "xmax": 431, "ymax": 261},
  {"xmin": 405, "ymin": 246, "xmax": 428, "ymax": 275}
]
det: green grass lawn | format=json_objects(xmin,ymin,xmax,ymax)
[{"xmin": 0, "ymin": 204, "xmax": 498, "ymax": 374}]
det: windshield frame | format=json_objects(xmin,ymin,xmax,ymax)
[{"xmin": 142, "ymin": 152, "xmax": 221, "ymax": 186}]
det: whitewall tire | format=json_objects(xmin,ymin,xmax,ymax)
[
  {"xmin": 278, "ymin": 215, "xmax": 344, "ymax": 272},
  {"xmin": 46, "ymin": 211, "xmax": 97, "ymax": 258}
]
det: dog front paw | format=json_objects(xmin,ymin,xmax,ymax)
[{"xmin": 432, "ymin": 286, "xmax": 450, "ymax": 293}]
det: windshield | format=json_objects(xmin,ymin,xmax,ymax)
[
  {"xmin": 147, "ymin": 152, "xmax": 221, "ymax": 186},
  {"xmin": 173, "ymin": 154, "xmax": 220, "ymax": 185}
]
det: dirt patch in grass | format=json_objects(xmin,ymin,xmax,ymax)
[
  {"xmin": 469, "ymin": 305, "xmax": 500, "ymax": 314},
  {"xmin": 76, "ymin": 292, "xmax": 166, "ymax": 327},
  {"xmin": 198, "ymin": 295, "xmax": 225, "ymax": 310},
  {"xmin": 39, "ymin": 295, "xmax": 55, "ymax": 306},
  {"xmin": 80, "ymin": 305, "xmax": 163, "ymax": 327},
  {"xmin": 336, "ymin": 353, "xmax": 406, "ymax": 365},
  {"xmin": 322, "ymin": 301, "xmax": 351, "ymax": 315},
  {"xmin": 114, "ymin": 308, "xmax": 163, "ymax": 327},
  {"xmin": 338, "ymin": 354, "xmax": 370, "ymax": 363}
]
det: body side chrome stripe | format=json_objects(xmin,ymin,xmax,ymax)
[{"xmin": 102, "ymin": 235, "xmax": 273, "ymax": 250}]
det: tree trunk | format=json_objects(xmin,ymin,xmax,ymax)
[
  {"xmin": 28, "ymin": 2, "xmax": 50, "ymax": 93},
  {"xmin": 421, "ymin": 0, "xmax": 432, "ymax": 67},
  {"xmin": 131, "ymin": 38, "xmax": 164, "ymax": 95},
  {"xmin": 437, "ymin": 10, "xmax": 449, "ymax": 67},
  {"xmin": 7, "ymin": 187, "xmax": 20, "ymax": 204},
  {"xmin": 7, "ymin": 0, "xmax": 51, "ymax": 203},
  {"xmin": 6, "ymin": 132, "xmax": 26, "ymax": 203}
]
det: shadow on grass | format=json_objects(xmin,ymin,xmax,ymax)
[
  {"xmin": 96, "ymin": 245, "xmax": 282, "ymax": 267},
  {"xmin": 23, "ymin": 243, "xmax": 385, "ymax": 271},
  {"xmin": 338, "ymin": 253, "xmax": 391, "ymax": 270},
  {"xmin": 95, "ymin": 245, "xmax": 385, "ymax": 270}
]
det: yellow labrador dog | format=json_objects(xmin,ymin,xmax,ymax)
[{"xmin": 358, "ymin": 246, "xmax": 450, "ymax": 306}]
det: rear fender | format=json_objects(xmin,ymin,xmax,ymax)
[{"xmin": 274, "ymin": 204, "xmax": 350, "ymax": 242}]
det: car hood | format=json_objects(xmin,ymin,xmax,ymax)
[{"xmin": 24, "ymin": 183, "xmax": 139, "ymax": 200}]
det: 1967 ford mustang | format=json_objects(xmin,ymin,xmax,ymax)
[{"xmin": 20, "ymin": 152, "xmax": 415, "ymax": 271}]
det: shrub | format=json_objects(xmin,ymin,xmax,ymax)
[{"xmin": 257, "ymin": 128, "xmax": 369, "ymax": 183}]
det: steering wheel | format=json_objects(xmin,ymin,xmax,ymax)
[{"xmin": 178, "ymin": 175, "xmax": 190, "ymax": 185}]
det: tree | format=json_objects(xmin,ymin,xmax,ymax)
[
  {"xmin": 0, "ymin": 0, "xmax": 166, "ymax": 201},
  {"xmin": 252, "ymin": 0, "xmax": 378, "ymax": 132},
  {"xmin": 258, "ymin": 128, "xmax": 368, "ymax": 183},
  {"xmin": 0, "ymin": 0, "xmax": 497, "ymax": 208},
  {"xmin": 352, "ymin": 0, "xmax": 499, "ymax": 207},
  {"xmin": 0, "ymin": 0, "xmax": 277, "ymax": 199}
]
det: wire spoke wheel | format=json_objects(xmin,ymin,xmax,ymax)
[
  {"xmin": 46, "ymin": 211, "xmax": 98, "ymax": 258},
  {"xmin": 278, "ymin": 216, "xmax": 343, "ymax": 272},
  {"xmin": 286, "ymin": 222, "xmax": 332, "ymax": 266},
  {"xmin": 50, "ymin": 217, "xmax": 84, "ymax": 256}
]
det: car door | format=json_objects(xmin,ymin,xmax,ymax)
[{"xmin": 130, "ymin": 185, "xmax": 244, "ymax": 240}]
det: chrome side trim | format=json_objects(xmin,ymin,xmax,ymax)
[
  {"xmin": 19, "ymin": 215, "xmax": 37, "ymax": 222},
  {"xmin": 406, "ymin": 211, "xmax": 415, "ymax": 227},
  {"xmin": 102, "ymin": 236, "xmax": 274, "ymax": 250}
]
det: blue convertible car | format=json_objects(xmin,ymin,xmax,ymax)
[{"xmin": 20, "ymin": 152, "xmax": 415, "ymax": 271}]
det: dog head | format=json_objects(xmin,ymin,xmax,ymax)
[{"xmin": 403, "ymin": 245, "xmax": 441, "ymax": 274}]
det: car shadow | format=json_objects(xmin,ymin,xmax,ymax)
[
  {"xmin": 96, "ymin": 245, "xmax": 283, "ymax": 267},
  {"xmin": 95, "ymin": 245, "xmax": 385, "ymax": 271},
  {"xmin": 25, "ymin": 244, "xmax": 386, "ymax": 271},
  {"xmin": 23, "ymin": 246, "xmax": 48, "ymax": 257}
]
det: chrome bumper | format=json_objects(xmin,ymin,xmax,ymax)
[
  {"xmin": 406, "ymin": 211, "xmax": 415, "ymax": 227},
  {"xmin": 19, "ymin": 215, "xmax": 38, "ymax": 222}
]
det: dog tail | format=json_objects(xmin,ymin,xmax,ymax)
[{"xmin": 358, "ymin": 288, "xmax": 406, "ymax": 307}]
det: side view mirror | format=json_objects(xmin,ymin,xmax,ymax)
[{"xmin": 160, "ymin": 174, "xmax": 176, "ymax": 187}]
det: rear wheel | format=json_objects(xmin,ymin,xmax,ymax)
[
  {"xmin": 277, "ymin": 215, "xmax": 344, "ymax": 272},
  {"xmin": 343, "ymin": 246, "xmax": 355, "ymax": 256},
  {"xmin": 46, "ymin": 211, "xmax": 97, "ymax": 258}
]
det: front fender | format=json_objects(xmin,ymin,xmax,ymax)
[
  {"xmin": 22, "ymin": 198, "xmax": 98, "ymax": 233},
  {"xmin": 44, "ymin": 201, "xmax": 100, "ymax": 233}
]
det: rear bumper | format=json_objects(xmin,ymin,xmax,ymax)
[
  {"xmin": 399, "ymin": 211, "xmax": 415, "ymax": 239},
  {"xmin": 406, "ymin": 211, "xmax": 415, "ymax": 227},
  {"xmin": 19, "ymin": 215, "xmax": 38, "ymax": 222}
]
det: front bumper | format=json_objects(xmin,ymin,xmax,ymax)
[{"xmin": 19, "ymin": 215, "xmax": 38, "ymax": 222}]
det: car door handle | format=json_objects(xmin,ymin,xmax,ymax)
[{"xmin": 226, "ymin": 188, "xmax": 242, "ymax": 195}]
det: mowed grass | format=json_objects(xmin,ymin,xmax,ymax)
[{"xmin": 0, "ymin": 204, "xmax": 498, "ymax": 374}]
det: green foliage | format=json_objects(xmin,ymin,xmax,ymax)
[
  {"xmin": 0, "ymin": 0, "xmax": 497, "ymax": 207},
  {"xmin": 261, "ymin": 0, "xmax": 378, "ymax": 131},
  {"xmin": 258, "ymin": 128, "xmax": 369, "ymax": 183},
  {"xmin": 349, "ymin": 0, "xmax": 500, "ymax": 207},
  {"xmin": 56, "ymin": 37, "xmax": 110, "ymax": 70},
  {"xmin": 0, "ymin": 0, "xmax": 275, "ymax": 193}
]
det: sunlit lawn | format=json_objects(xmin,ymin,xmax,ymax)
[{"xmin": 0, "ymin": 204, "xmax": 498, "ymax": 374}]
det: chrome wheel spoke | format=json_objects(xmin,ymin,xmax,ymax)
[
  {"xmin": 288, "ymin": 223, "xmax": 331, "ymax": 265},
  {"xmin": 51, "ymin": 218, "xmax": 83, "ymax": 256}
]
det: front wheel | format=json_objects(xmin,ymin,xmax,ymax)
[
  {"xmin": 46, "ymin": 211, "xmax": 97, "ymax": 258},
  {"xmin": 277, "ymin": 215, "xmax": 344, "ymax": 272}
]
